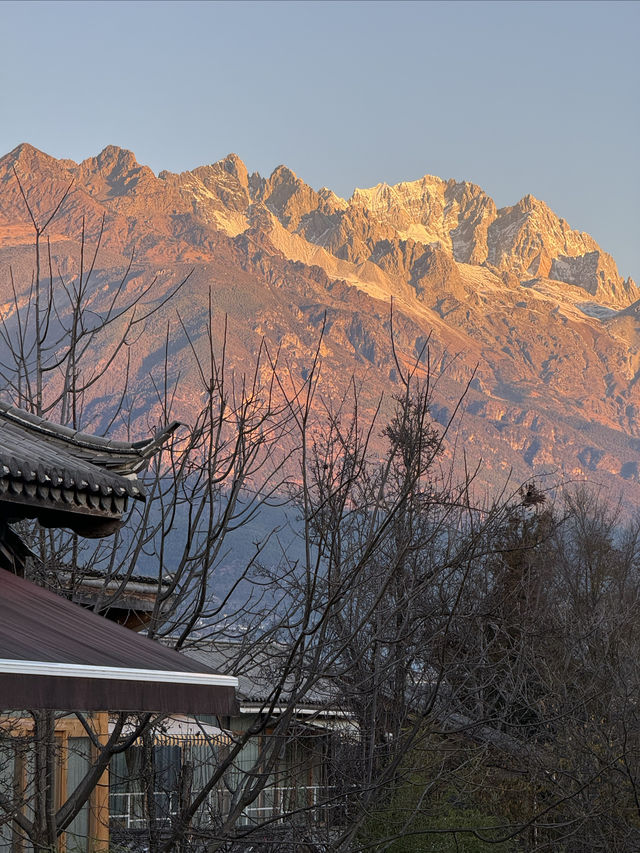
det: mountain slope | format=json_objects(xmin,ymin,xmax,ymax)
[{"xmin": 1, "ymin": 143, "xmax": 639, "ymax": 505}]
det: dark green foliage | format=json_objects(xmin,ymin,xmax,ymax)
[{"xmin": 359, "ymin": 777, "xmax": 515, "ymax": 852}]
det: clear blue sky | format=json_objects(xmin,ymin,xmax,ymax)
[{"xmin": 1, "ymin": 0, "xmax": 638, "ymax": 279}]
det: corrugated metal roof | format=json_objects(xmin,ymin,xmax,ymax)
[
  {"xmin": 0, "ymin": 568, "xmax": 238, "ymax": 714},
  {"xmin": 186, "ymin": 643, "xmax": 340, "ymax": 709}
]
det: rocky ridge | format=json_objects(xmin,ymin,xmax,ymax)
[{"xmin": 0, "ymin": 143, "xmax": 639, "ymax": 505}]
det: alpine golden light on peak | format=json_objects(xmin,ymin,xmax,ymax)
[{"xmin": 0, "ymin": 143, "xmax": 638, "ymax": 506}]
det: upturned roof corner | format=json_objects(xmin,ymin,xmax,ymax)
[{"xmin": 0, "ymin": 402, "xmax": 181, "ymax": 553}]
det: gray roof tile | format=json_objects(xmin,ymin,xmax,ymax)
[{"xmin": 0, "ymin": 402, "xmax": 180, "ymax": 534}]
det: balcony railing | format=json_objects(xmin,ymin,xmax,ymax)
[
  {"xmin": 110, "ymin": 790, "xmax": 179, "ymax": 829},
  {"xmin": 110, "ymin": 784, "xmax": 350, "ymax": 830}
]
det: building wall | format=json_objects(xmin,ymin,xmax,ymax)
[{"xmin": 0, "ymin": 713, "xmax": 109, "ymax": 853}]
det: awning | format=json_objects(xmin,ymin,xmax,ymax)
[
  {"xmin": 108, "ymin": 715, "xmax": 231, "ymax": 745},
  {"xmin": 0, "ymin": 569, "xmax": 238, "ymax": 714}
]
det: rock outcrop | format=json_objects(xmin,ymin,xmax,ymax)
[{"xmin": 0, "ymin": 143, "xmax": 639, "ymax": 507}]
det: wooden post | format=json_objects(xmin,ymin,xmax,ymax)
[{"xmin": 89, "ymin": 713, "xmax": 109, "ymax": 853}]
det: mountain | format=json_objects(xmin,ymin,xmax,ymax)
[{"xmin": 1, "ymin": 143, "xmax": 639, "ymax": 505}]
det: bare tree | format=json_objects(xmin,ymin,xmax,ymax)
[
  {"xmin": 0, "ymin": 175, "xmax": 540, "ymax": 852},
  {"xmin": 0, "ymin": 174, "xmax": 293, "ymax": 852},
  {"xmin": 5, "ymin": 171, "xmax": 638, "ymax": 853}
]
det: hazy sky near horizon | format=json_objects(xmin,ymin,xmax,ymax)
[{"xmin": 1, "ymin": 0, "xmax": 638, "ymax": 278}]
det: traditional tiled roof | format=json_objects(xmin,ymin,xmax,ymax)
[{"xmin": 0, "ymin": 402, "xmax": 179, "ymax": 531}]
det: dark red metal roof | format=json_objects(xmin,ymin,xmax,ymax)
[{"xmin": 0, "ymin": 569, "xmax": 237, "ymax": 714}]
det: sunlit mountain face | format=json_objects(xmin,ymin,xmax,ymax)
[{"xmin": 1, "ymin": 142, "xmax": 639, "ymax": 506}]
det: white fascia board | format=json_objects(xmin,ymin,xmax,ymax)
[{"xmin": 0, "ymin": 659, "xmax": 238, "ymax": 688}]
